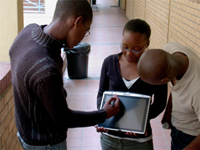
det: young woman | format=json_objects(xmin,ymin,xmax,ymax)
[{"xmin": 96, "ymin": 19, "xmax": 168, "ymax": 150}]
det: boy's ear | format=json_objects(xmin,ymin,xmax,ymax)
[
  {"xmin": 74, "ymin": 16, "xmax": 83, "ymax": 27},
  {"xmin": 160, "ymin": 77, "xmax": 171, "ymax": 83},
  {"xmin": 146, "ymin": 41, "xmax": 150, "ymax": 47}
]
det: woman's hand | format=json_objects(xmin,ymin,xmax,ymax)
[
  {"xmin": 95, "ymin": 126, "xmax": 108, "ymax": 133},
  {"xmin": 125, "ymin": 129, "xmax": 148, "ymax": 137}
]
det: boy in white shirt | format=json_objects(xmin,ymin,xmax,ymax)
[{"xmin": 137, "ymin": 43, "xmax": 200, "ymax": 150}]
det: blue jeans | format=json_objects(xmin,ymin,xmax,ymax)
[
  {"xmin": 17, "ymin": 132, "xmax": 67, "ymax": 150},
  {"xmin": 100, "ymin": 134, "xmax": 153, "ymax": 150},
  {"xmin": 171, "ymin": 126, "xmax": 196, "ymax": 150}
]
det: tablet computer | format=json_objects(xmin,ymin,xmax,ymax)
[{"xmin": 98, "ymin": 91, "xmax": 151, "ymax": 134}]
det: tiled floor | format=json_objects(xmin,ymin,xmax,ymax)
[{"xmin": 63, "ymin": 0, "xmax": 171, "ymax": 149}]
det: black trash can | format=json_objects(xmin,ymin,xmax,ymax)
[
  {"xmin": 92, "ymin": 0, "xmax": 96, "ymax": 5},
  {"xmin": 64, "ymin": 43, "xmax": 90, "ymax": 79}
]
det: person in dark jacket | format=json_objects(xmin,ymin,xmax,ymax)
[
  {"xmin": 9, "ymin": 0, "xmax": 120, "ymax": 149},
  {"xmin": 96, "ymin": 19, "xmax": 167, "ymax": 150}
]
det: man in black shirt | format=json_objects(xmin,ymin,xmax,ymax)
[{"xmin": 9, "ymin": 0, "xmax": 120, "ymax": 149}]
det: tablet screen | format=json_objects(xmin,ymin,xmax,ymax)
[{"xmin": 98, "ymin": 91, "xmax": 151, "ymax": 134}]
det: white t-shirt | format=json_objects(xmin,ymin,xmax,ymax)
[
  {"xmin": 122, "ymin": 77, "xmax": 139, "ymax": 89},
  {"xmin": 162, "ymin": 43, "xmax": 200, "ymax": 136}
]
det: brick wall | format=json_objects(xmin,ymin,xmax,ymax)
[
  {"xmin": 169, "ymin": 0, "xmax": 200, "ymax": 55},
  {"xmin": 146, "ymin": 0, "xmax": 170, "ymax": 48},
  {"xmin": 0, "ymin": 63, "xmax": 22, "ymax": 150},
  {"xmin": 126, "ymin": 0, "xmax": 200, "ymax": 55},
  {"xmin": 126, "ymin": 0, "xmax": 134, "ymax": 19},
  {"xmin": 131, "ymin": 0, "xmax": 146, "ymax": 20}
]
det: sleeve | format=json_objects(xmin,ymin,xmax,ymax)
[
  {"xmin": 36, "ymin": 67, "xmax": 107, "ymax": 129},
  {"xmin": 97, "ymin": 57, "xmax": 109, "ymax": 109},
  {"xmin": 148, "ymin": 83, "xmax": 168, "ymax": 119},
  {"xmin": 192, "ymin": 90, "xmax": 200, "ymax": 123}
]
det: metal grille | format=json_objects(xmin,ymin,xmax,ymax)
[{"xmin": 23, "ymin": 0, "xmax": 45, "ymax": 14}]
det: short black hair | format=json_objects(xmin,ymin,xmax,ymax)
[
  {"xmin": 123, "ymin": 19, "xmax": 151, "ymax": 40},
  {"xmin": 53, "ymin": 0, "xmax": 93, "ymax": 23}
]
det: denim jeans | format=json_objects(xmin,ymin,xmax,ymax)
[
  {"xmin": 100, "ymin": 133, "xmax": 153, "ymax": 150},
  {"xmin": 171, "ymin": 126, "xmax": 196, "ymax": 150},
  {"xmin": 17, "ymin": 132, "xmax": 67, "ymax": 150}
]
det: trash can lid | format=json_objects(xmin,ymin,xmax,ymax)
[
  {"xmin": 64, "ymin": 42, "xmax": 90, "ymax": 54},
  {"xmin": 73, "ymin": 42, "xmax": 90, "ymax": 49}
]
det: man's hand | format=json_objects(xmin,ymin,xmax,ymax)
[
  {"xmin": 103, "ymin": 94, "xmax": 120, "ymax": 119},
  {"xmin": 183, "ymin": 134, "xmax": 200, "ymax": 150}
]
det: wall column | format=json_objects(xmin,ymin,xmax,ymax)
[{"xmin": 0, "ymin": 0, "xmax": 24, "ymax": 62}]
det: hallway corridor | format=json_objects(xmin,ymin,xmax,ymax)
[{"xmin": 63, "ymin": 0, "xmax": 171, "ymax": 150}]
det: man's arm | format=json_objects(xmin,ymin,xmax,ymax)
[
  {"xmin": 183, "ymin": 134, "xmax": 200, "ymax": 150},
  {"xmin": 161, "ymin": 93, "xmax": 172, "ymax": 129},
  {"xmin": 184, "ymin": 91, "xmax": 200, "ymax": 149}
]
